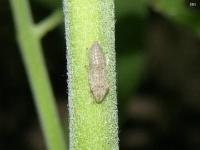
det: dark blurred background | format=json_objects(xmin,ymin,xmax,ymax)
[{"xmin": 1, "ymin": 0, "xmax": 200, "ymax": 149}]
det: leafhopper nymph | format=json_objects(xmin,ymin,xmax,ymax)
[{"xmin": 89, "ymin": 41, "xmax": 109, "ymax": 103}]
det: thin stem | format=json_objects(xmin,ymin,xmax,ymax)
[
  {"xmin": 35, "ymin": 9, "xmax": 63, "ymax": 39},
  {"xmin": 63, "ymin": 0, "xmax": 118, "ymax": 149},
  {"xmin": 9, "ymin": 0, "xmax": 66, "ymax": 150}
]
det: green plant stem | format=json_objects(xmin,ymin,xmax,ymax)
[
  {"xmin": 10, "ymin": 0, "xmax": 66, "ymax": 150},
  {"xmin": 63, "ymin": 0, "xmax": 118, "ymax": 149},
  {"xmin": 35, "ymin": 9, "xmax": 63, "ymax": 39}
]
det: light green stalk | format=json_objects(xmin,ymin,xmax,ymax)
[
  {"xmin": 63, "ymin": 0, "xmax": 118, "ymax": 149},
  {"xmin": 10, "ymin": 0, "xmax": 66, "ymax": 150}
]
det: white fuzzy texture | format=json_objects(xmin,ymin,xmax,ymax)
[{"xmin": 63, "ymin": 0, "xmax": 118, "ymax": 149}]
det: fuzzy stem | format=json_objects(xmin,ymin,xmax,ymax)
[
  {"xmin": 10, "ymin": 0, "xmax": 66, "ymax": 150},
  {"xmin": 63, "ymin": 0, "xmax": 118, "ymax": 149}
]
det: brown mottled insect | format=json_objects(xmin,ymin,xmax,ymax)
[{"xmin": 89, "ymin": 41, "xmax": 109, "ymax": 103}]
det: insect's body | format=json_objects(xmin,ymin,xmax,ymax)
[{"xmin": 89, "ymin": 41, "xmax": 109, "ymax": 102}]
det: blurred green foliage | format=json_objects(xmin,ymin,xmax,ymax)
[
  {"xmin": 116, "ymin": 0, "xmax": 149, "ymax": 18},
  {"xmin": 118, "ymin": 53, "xmax": 145, "ymax": 100},
  {"xmin": 153, "ymin": 0, "xmax": 200, "ymax": 36}
]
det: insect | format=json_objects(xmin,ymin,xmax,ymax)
[{"xmin": 89, "ymin": 41, "xmax": 109, "ymax": 103}]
